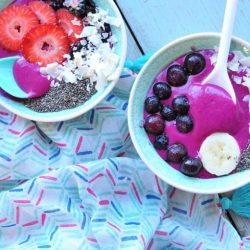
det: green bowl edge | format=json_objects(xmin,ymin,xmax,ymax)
[
  {"xmin": 128, "ymin": 32, "xmax": 250, "ymax": 194},
  {"xmin": 0, "ymin": 0, "xmax": 127, "ymax": 122}
]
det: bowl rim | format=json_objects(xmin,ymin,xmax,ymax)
[
  {"xmin": 0, "ymin": 0, "xmax": 127, "ymax": 123},
  {"xmin": 128, "ymin": 32, "xmax": 250, "ymax": 194}
]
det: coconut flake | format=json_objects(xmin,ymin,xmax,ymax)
[
  {"xmin": 239, "ymin": 57, "xmax": 250, "ymax": 67},
  {"xmin": 88, "ymin": 34, "xmax": 102, "ymax": 47},
  {"xmin": 233, "ymin": 51, "xmax": 245, "ymax": 60},
  {"xmin": 78, "ymin": 26, "xmax": 98, "ymax": 38},
  {"xmin": 233, "ymin": 75, "xmax": 242, "ymax": 85},
  {"xmin": 210, "ymin": 53, "xmax": 218, "ymax": 65},
  {"xmin": 63, "ymin": 0, "xmax": 78, "ymax": 8},
  {"xmin": 72, "ymin": 17, "xmax": 81, "ymax": 26},
  {"xmin": 238, "ymin": 65, "xmax": 248, "ymax": 72},
  {"xmin": 62, "ymin": 69, "xmax": 77, "ymax": 83},
  {"xmin": 227, "ymin": 61, "xmax": 240, "ymax": 72},
  {"xmin": 43, "ymin": 7, "xmax": 121, "ymax": 91},
  {"xmin": 243, "ymin": 95, "xmax": 250, "ymax": 102},
  {"xmin": 105, "ymin": 16, "xmax": 121, "ymax": 27},
  {"xmin": 242, "ymin": 76, "xmax": 250, "ymax": 89},
  {"xmin": 94, "ymin": 69, "xmax": 107, "ymax": 90}
]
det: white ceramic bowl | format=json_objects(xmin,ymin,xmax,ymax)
[
  {"xmin": 128, "ymin": 32, "xmax": 250, "ymax": 194},
  {"xmin": 0, "ymin": 0, "xmax": 127, "ymax": 122}
]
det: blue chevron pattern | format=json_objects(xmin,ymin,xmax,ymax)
[
  {"xmin": 0, "ymin": 64, "xmax": 248, "ymax": 249},
  {"xmin": 0, "ymin": 158, "xmax": 245, "ymax": 250}
]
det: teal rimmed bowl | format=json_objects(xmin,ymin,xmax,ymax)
[
  {"xmin": 0, "ymin": 0, "xmax": 127, "ymax": 122},
  {"xmin": 128, "ymin": 33, "xmax": 250, "ymax": 194}
]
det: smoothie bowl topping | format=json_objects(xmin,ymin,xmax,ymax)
[
  {"xmin": 0, "ymin": 0, "xmax": 123, "ymax": 113},
  {"xmin": 143, "ymin": 48, "xmax": 250, "ymax": 179}
]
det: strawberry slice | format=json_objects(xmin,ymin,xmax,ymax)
[
  {"xmin": 28, "ymin": 1, "xmax": 57, "ymax": 25},
  {"xmin": 56, "ymin": 8, "xmax": 84, "ymax": 44},
  {"xmin": 22, "ymin": 24, "xmax": 70, "ymax": 66},
  {"xmin": 0, "ymin": 5, "xmax": 39, "ymax": 51}
]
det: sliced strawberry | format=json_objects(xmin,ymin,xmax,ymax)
[
  {"xmin": 0, "ymin": 5, "xmax": 39, "ymax": 51},
  {"xmin": 22, "ymin": 24, "xmax": 70, "ymax": 66},
  {"xmin": 56, "ymin": 8, "xmax": 84, "ymax": 44},
  {"xmin": 28, "ymin": 1, "xmax": 57, "ymax": 25}
]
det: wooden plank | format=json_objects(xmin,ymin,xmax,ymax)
[
  {"xmin": 114, "ymin": 1, "xmax": 143, "ymax": 60},
  {"xmin": 125, "ymin": 25, "xmax": 143, "ymax": 60},
  {"xmin": 117, "ymin": 0, "xmax": 250, "ymax": 53}
]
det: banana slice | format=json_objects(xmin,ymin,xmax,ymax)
[{"xmin": 199, "ymin": 133, "xmax": 240, "ymax": 176}]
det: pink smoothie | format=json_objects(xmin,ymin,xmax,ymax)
[
  {"xmin": 144, "ymin": 49, "xmax": 250, "ymax": 178},
  {"xmin": 13, "ymin": 57, "xmax": 51, "ymax": 98}
]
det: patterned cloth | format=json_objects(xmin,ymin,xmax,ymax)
[{"xmin": 0, "ymin": 70, "xmax": 249, "ymax": 250}]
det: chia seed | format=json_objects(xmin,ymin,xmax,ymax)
[
  {"xmin": 21, "ymin": 79, "xmax": 96, "ymax": 113},
  {"xmin": 236, "ymin": 140, "xmax": 250, "ymax": 172}
]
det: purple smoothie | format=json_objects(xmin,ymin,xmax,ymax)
[
  {"xmin": 144, "ymin": 49, "xmax": 249, "ymax": 179},
  {"xmin": 13, "ymin": 57, "xmax": 51, "ymax": 98}
]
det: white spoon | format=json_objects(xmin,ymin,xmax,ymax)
[{"xmin": 202, "ymin": 0, "xmax": 238, "ymax": 103}]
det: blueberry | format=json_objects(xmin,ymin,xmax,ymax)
[
  {"xmin": 84, "ymin": 0, "xmax": 96, "ymax": 14},
  {"xmin": 145, "ymin": 96, "xmax": 161, "ymax": 114},
  {"xmin": 160, "ymin": 105, "xmax": 177, "ymax": 121},
  {"xmin": 72, "ymin": 41, "xmax": 84, "ymax": 51},
  {"xmin": 172, "ymin": 96, "xmax": 190, "ymax": 115},
  {"xmin": 154, "ymin": 134, "xmax": 169, "ymax": 150},
  {"xmin": 153, "ymin": 82, "xmax": 172, "ymax": 100},
  {"xmin": 50, "ymin": 0, "xmax": 64, "ymax": 10},
  {"xmin": 144, "ymin": 115, "xmax": 165, "ymax": 135},
  {"xmin": 102, "ymin": 22, "xmax": 111, "ymax": 33},
  {"xmin": 167, "ymin": 143, "xmax": 187, "ymax": 163},
  {"xmin": 69, "ymin": 0, "xmax": 96, "ymax": 17},
  {"xmin": 176, "ymin": 115, "xmax": 193, "ymax": 133},
  {"xmin": 184, "ymin": 52, "xmax": 206, "ymax": 75},
  {"xmin": 69, "ymin": 41, "xmax": 84, "ymax": 59},
  {"xmin": 101, "ymin": 23, "xmax": 112, "ymax": 43},
  {"xmin": 167, "ymin": 65, "xmax": 188, "ymax": 87},
  {"xmin": 180, "ymin": 157, "xmax": 203, "ymax": 176}
]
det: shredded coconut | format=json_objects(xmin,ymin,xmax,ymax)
[
  {"xmin": 63, "ymin": 0, "xmax": 79, "ymax": 8},
  {"xmin": 72, "ymin": 17, "xmax": 81, "ymax": 26},
  {"xmin": 233, "ymin": 75, "xmax": 242, "ymax": 85},
  {"xmin": 239, "ymin": 57, "xmax": 250, "ymax": 67},
  {"xmin": 210, "ymin": 53, "xmax": 218, "ymax": 65},
  {"xmin": 41, "ymin": 7, "xmax": 121, "ymax": 92},
  {"xmin": 243, "ymin": 95, "xmax": 250, "ymax": 102},
  {"xmin": 242, "ymin": 76, "xmax": 250, "ymax": 89}
]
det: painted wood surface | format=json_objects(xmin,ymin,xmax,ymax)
[
  {"xmin": 117, "ymin": 0, "xmax": 250, "ymax": 53},
  {"xmin": 114, "ymin": 0, "xmax": 250, "ymax": 237}
]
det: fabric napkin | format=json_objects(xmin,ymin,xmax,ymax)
[{"xmin": 0, "ymin": 69, "xmax": 249, "ymax": 250}]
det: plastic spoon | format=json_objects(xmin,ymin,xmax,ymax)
[
  {"xmin": 0, "ymin": 56, "xmax": 28, "ymax": 98},
  {"xmin": 202, "ymin": 0, "xmax": 238, "ymax": 103},
  {"xmin": 0, "ymin": 56, "xmax": 50, "ymax": 98}
]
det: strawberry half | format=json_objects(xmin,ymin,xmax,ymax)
[
  {"xmin": 22, "ymin": 24, "xmax": 70, "ymax": 66},
  {"xmin": 56, "ymin": 8, "xmax": 84, "ymax": 44},
  {"xmin": 0, "ymin": 5, "xmax": 39, "ymax": 51},
  {"xmin": 28, "ymin": 1, "xmax": 57, "ymax": 25}
]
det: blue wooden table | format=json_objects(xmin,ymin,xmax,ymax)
[{"xmin": 115, "ymin": 0, "xmax": 250, "ymax": 236}]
